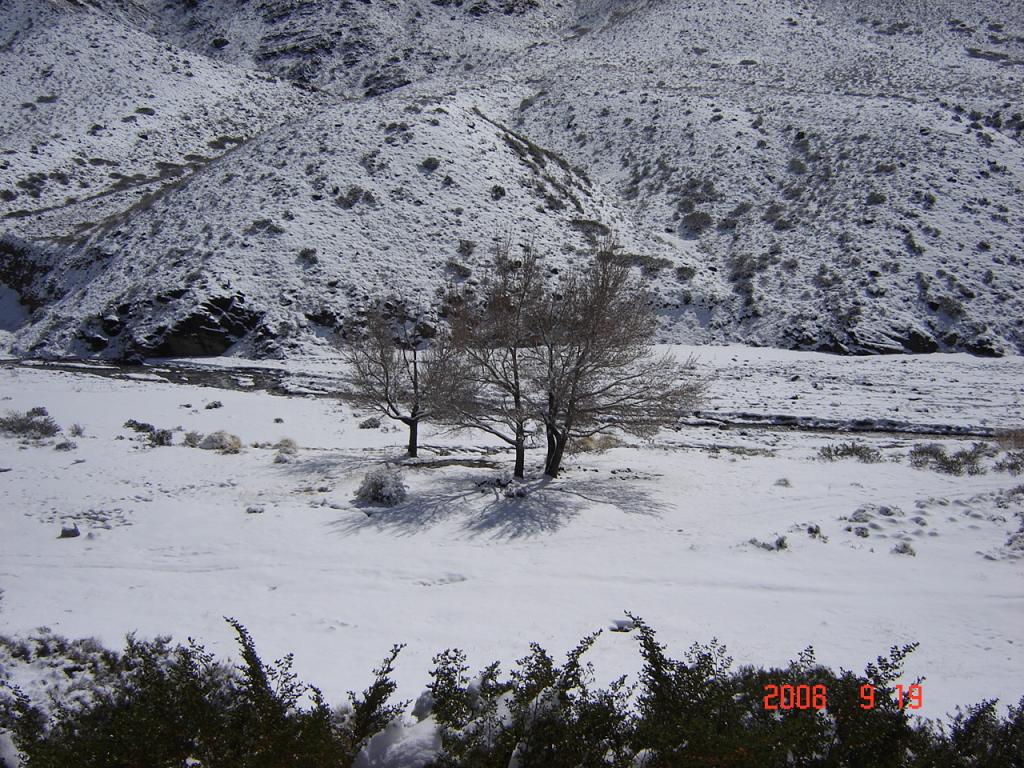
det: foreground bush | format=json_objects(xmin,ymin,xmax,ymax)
[
  {"xmin": 0, "ymin": 621, "xmax": 404, "ymax": 768},
  {"xmin": 1, "ymin": 618, "xmax": 1022, "ymax": 767}
]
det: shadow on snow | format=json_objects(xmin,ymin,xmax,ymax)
[{"xmin": 328, "ymin": 474, "xmax": 666, "ymax": 540}]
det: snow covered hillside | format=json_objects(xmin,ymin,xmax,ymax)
[
  {"xmin": 1, "ymin": 0, "xmax": 1023, "ymax": 357},
  {"xmin": 1, "ymin": 348, "xmax": 1022, "ymax": 732}
]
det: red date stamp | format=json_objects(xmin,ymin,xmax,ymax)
[{"xmin": 763, "ymin": 684, "xmax": 923, "ymax": 711}]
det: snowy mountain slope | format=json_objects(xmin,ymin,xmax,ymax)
[
  {"xmin": 0, "ymin": 0, "xmax": 323, "ymax": 240},
  {"xmin": 509, "ymin": 0, "xmax": 1024, "ymax": 354},
  {"xmin": 0, "ymin": 0, "xmax": 1022, "ymax": 358},
  {"xmin": 131, "ymin": 0, "xmax": 562, "ymax": 96},
  {"xmin": 10, "ymin": 87, "xmax": 694, "ymax": 358}
]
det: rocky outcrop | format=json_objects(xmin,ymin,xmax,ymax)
[{"xmin": 127, "ymin": 294, "xmax": 264, "ymax": 358}]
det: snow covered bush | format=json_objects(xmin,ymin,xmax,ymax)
[
  {"xmin": 358, "ymin": 416, "xmax": 381, "ymax": 429},
  {"xmin": 273, "ymin": 438, "xmax": 298, "ymax": 464},
  {"xmin": 183, "ymin": 430, "xmax": 204, "ymax": 447},
  {"xmin": 356, "ymin": 466, "xmax": 407, "ymax": 506},
  {"xmin": 198, "ymin": 431, "xmax": 242, "ymax": 454},
  {"xmin": 503, "ymin": 481, "xmax": 529, "ymax": 498},
  {"xmin": 274, "ymin": 438, "xmax": 298, "ymax": 455}
]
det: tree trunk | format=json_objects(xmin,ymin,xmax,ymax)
[
  {"xmin": 544, "ymin": 430, "xmax": 568, "ymax": 478},
  {"xmin": 545, "ymin": 422, "xmax": 556, "ymax": 461},
  {"xmin": 407, "ymin": 419, "xmax": 418, "ymax": 458},
  {"xmin": 512, "ymin": 420, "xmax": 526, "ymax": 479}
]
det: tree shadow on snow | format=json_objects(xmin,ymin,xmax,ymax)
[
  {"xmin": 329, "ymin": 474, "xmax": 666, "ymax": 540},
  {"xmin": 273, "ymin": 448, "xmax": 406, "ymax": 479}
]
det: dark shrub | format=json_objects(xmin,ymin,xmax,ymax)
[
  {"xmin": 2, "ymin": 621, "xmax": 1022, "ymax": 767},
  {"xmin": 818, "ymin": 441, "xmax": 883, "ymax": 463},
  {"xmin": 0, "ymin": 409, "xmax": 61, "ymax": 439},
  {"xmin": 0, "ymin": 621, "xmax": 405, "ymax": 768},
  {"xmin": 909, "ymin": 442, "xmax": 997, "ymax": 475},
  {"xmin": 995, "ymin": 451, "xmax": 1024, "ymax": 475},
  {"xmin": 681, "ymin": 210, "xmax": 713, "ymax": 235},
  {"xmin": 147, "ymin": 429, "xmax": 173, "ymax": 447}
]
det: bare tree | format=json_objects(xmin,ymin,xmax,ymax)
[
  {"xmin": 441, "ymin": 238, "xmax": 544, "ymax": 478},
  {"xmin": 525, "ymin": 241, "xmax": 705, "ymax": 478},
  {"xmin": 341, "ymin": 300, "xmax": 460, "ymax": 458}
]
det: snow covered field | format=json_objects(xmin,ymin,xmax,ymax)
[{"xmin": 1, "ymin": 346, "xmax": 1022, "ymax": 735}]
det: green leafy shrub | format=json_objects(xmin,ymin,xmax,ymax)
[
  {"xmin": 3, "ymin": 621, "xmax": 1023, "ymax": 767},
  {"xmin": 0, "ymin": 621, "xmax": 405, "ymax": 768}
]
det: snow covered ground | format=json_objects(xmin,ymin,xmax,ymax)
[{"xmin": 1, "ymin": 346, "xmax": 1022, "ymax": 739}]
